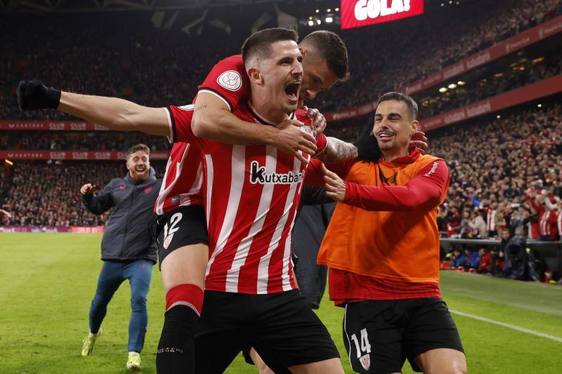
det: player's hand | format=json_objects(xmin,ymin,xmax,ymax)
[
  {"xmin": 275, "ymin": 118, "xmax": 317, "ymax": 163},
  {"xmin": 304, "ymin": 106, "xmax": 327, "ymax": 136},
  {"xmin": 409, "ymin": 130, "xmax": 428, "ymax": 153},
  {"xmin": 80, "ymin": 183, "xmax": 97, "ymax": 195},
  {"xmin": 17, "ymin": 80, "xmax": 61, "ymax": 111},
  {"xmin": 322, "ymin": 164, "xmax": 346, "ymax": 201}
]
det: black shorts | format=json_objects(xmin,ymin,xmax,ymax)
[
  {"xmin": 343, "ymin": 298, "xmax": 464, "ymax": 373},
  {"xmin": 195, "ymin": 290, "xmax": 340, "ymax": 373},
  {"xmin": 155, "ymin": 205, "xmax": 208, "ymax": 267}
]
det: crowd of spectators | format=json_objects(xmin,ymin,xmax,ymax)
[
  {"xmin": 1, "ymin": 161, "xmax": 165, "ymax": 226},
  {"xmin": 0, "ymin": 13, "xmax": 239, "ymax": 120},
  {"xmin": 417, "ymin": 55, "xmax": 562, "ymax": 117},
  {"xmin": 1, "ymin": 1, "xmax": 560, "ymax": 237},
  {"xmin": 3, "ymin": 52, "xmax": 559, "ymax": 152},
  {"xmin": 1, "ymin": 131, "xmax": 170, "ymax": 151},
  {"xmin": 314, "ymin": 0, "xmax": 562, "ymax": 113},
  {"xmin": 433, "ymin": 103, "xmax": 561, "ymax": 242},
  {"xmin": 2, "ymin": 105, "xmax": 559, "ymax": 235},
  {"xmin": 1, "ymin": 0, "xmax": 560, "ymax": 121}
]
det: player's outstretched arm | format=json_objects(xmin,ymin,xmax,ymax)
[
  {"xmin": 17, "ymin": 80, "xmax": 170, "ymax": 137},
  {"xmin": 323, "ymin": 160, "xmax": 448, "ymax": 211},
  {"xmin": 192, "ymin": 92, "xmax": 317, "ymax": 159}
]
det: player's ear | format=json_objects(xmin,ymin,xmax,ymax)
[
  {"xmin": 247, "ymin": 67, "xmax": 263, "ymax": 85},
  {"xmin": 410, "ymin": 120, "xmax": 419, "ymax": 134}
]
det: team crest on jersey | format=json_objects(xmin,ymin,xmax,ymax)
[
  {"xmin": 249, "ymin": 161, "xmax": 304, "ymax": 185},
  {"xmin": 217, "ymin": 70, "xmax": 242, "ymax": 91},
  {"xmin": 359, "ymin": 354, "xmax": 370, "ymax": 371}
]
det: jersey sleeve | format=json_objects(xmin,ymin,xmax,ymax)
[
  {"xmin": 165, "ymin": 104, "xmax": 197, "ymax": 144},
  {"xmin": 343, "ymin": 160, "xmax": 449, "ymax": 211},
  {"xmin": 315, "ymin": 133, "xmax": 328, "ymax": 154},
  {"xmin": 304, "ymin": 159, "xmax": 355, "ymax": 186},
  {"xmin": 197, "ymin": 54, "xmax": 250, "ymax": 111}
]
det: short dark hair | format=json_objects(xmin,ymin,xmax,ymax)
[
  {"xmin": 127, "ymin": 143, "xmax": 150, "ymax": 157},
  {"xmin": 301, "ymin": 30, "xmax": 349, "ymax": 80},
  {"xmin": 376, "ymin": 92, "xmax": 419, "ymax": 120},
  {"xmin": 241, "ymin": 28, "xmax": 299, "ymax": 65}
]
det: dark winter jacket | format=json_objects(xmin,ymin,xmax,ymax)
[{"xmin": 83, "ymin": 171, "xmax": 161, "ymax": 263}]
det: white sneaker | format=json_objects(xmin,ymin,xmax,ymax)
[
  {"xmin": 126, "ymin": 351, "xmax": 141, "ymax": 371},
  {"xmin": 81, "ymin": 329, "xmax": 101, "ymax": 356}
]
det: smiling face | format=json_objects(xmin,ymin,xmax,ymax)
[
  {"xmin": 126, "ymin": 150, "xmax": 150, "ymax": 182},
  {"xmin": 372, "ymin": 100, "xmax": 418, "ymax": 157},
  {"xmin": 248, "ymin": 40, "xmax": 304, "ymax": 115}
]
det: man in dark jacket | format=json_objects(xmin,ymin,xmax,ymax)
[
  {"xmin": 80, "ymin": 144, "xmax": 161, "ymax": 371},
  {"xmin": 293, "ymin": 186, "xmax": 334, "ymax": 309}
]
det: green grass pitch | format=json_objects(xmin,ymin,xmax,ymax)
[{"xmin": 1, "ymin": 233, "xmax": 561, "ymax": 373}]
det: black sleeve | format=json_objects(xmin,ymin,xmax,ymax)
[{"xmin": 82, "ymin": 181, "xmax": 115, "ymax": 215}]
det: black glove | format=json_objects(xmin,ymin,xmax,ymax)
[{"xmin": 17, "ymin": 80, "xmax": 61, "ymax": 111}]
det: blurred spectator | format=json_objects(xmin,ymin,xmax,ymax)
[{"xmin": 477, "ymin": 249, "xmax": 493, "ymax": 274}]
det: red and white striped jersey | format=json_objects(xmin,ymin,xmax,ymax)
[
  {"xmin": 154, "ymin": 105, "xmax": 205, "ymax": 215},
  {"xmin": 486, "ymin": 209, "xmax": 496, "ymax": 232},
  {"xmin": 172, "ymin": 101, "xmax": 326, "ymax": 294},
  {"xmin": 556, "ymin": 209, "xmax": 562, "ymax": 240},
  {"xmin": 154, "ymin": 55, "xmax": 249, "ymax": 215},
  {"xmin": 539, "ymin": 209, "xmax": 558, "ymax": 240}
]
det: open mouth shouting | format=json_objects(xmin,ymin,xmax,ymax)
[{"xmin": 284, "ymin": 81, "xmax": 301, "ymax": 104}]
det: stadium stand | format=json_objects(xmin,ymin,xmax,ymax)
[
  {"xmin": 312, "ymin": 0, "xmax": 562, "ymax": 112},
  {"xmin": 1, "ymin": 0, "xmax": 560, "ymax": 277},
  {"xmin": 0, "ymin": 161, "xmax": 166, "ymax": 227}
]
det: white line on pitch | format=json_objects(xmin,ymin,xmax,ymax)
[{"xmin": 450, "ymin": 309, "xmax": 562, "ymax": 343}]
